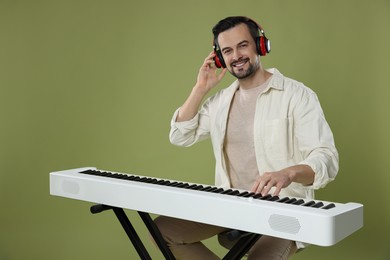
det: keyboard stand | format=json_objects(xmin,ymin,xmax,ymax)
[{"xmin": 90, "ymin": 204, "xmax": 261, "ymax": 260}]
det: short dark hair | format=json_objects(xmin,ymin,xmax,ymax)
[{"xmin": 212, "ymin": 16, "xmax": 260, "ymax": 46}]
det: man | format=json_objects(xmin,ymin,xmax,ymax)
[{"xmin": 155, "ymin": 16, "xmax": 338, "ymax": 259}]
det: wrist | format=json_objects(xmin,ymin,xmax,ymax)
[{"xmin": 192, "ymin": 83, "xmax": 209, "ymax": 97}]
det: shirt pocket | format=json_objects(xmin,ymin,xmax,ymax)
[{"xmin": 264, "ymin": 117, "xmax": 293, "ymax": 160}]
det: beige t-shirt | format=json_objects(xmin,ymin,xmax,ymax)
[{"xmin": 223, "ymin": 78, "xmax": 271, "ymax": 190}]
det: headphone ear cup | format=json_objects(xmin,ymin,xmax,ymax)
[
  {"xmin": 257, "ymin": 36, "xmax": 270, "ymax": 56},
  {"xmin": 213, "ymin": 50, "xmax": 226, "ymax": 68}
]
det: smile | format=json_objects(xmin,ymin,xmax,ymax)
[{"xmin": 232, "ymin": 58, "xmax": 249, "ymax": 68}]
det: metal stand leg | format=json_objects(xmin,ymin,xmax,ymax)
[
  {"xmin": 90, "ymin": 204, "xmax": 152, "ymax": 260},
  {"xmin": 138, "ymin": 212, "xmax": 175, "ymax": 260},
  {"xmin": 222, "ymin": 233, "xmax": 262, "ymax": 260}
]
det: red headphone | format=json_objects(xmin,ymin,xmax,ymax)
[{"xmin": 213, "ymin": 18, "xmax": 271, "ymax": 68}]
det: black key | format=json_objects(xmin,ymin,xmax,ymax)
[
  {"xmin": 177, "ymin": 183, "xmax": 190, "ymax": 188},
  {"xmin": 276, "ymin": 197, "xmax": 290, "ymax": 203},
  {"xmin": 200, "ymin": 186, "xmax": 213, "ymax": 191},
  {"xmin": 285, "ymin": 198, "xmax": 297, "ymax": 204},
  {"xmin": 155, "ymin": 179, "xmax": 166, "ymax": 184},
  {"xmin": 292, "ymin": 199, "xmax": 305, "ymax": 205},
  {"xmin": 302, "ymin": 201, "xmax": 316, "ymax": 207},
  {"xmin": 191, "ymin": 185, "xmax": 204, "ymax": 190},
  {"xmin": 147, "ymin": 178, "xmax": 159, "ymax": 184},
  {"xmin": 121, "ymin": 175, "xmax": 132, "ymax": 180},
  {"xmin": 138, "ymin": 177, "xmax": 150, "ymax": 182},
  {"xmin": 322, "ymin": 203, "xmax": 336, "ymax": 210},
  {"xmin": 230, "ymin": 190, "xmax": 240, "ymax": 196},
  {"xmin": 243, "ymin": 192, "xmax": 256, "ymax": 198},
  {"xmin": 222, "ymin": 189, "xmax": 239, "ymax": 195},
  {"xmin": 268, "ymin": 196, "xmax": 280, "ymax": 201},
  {"xmin": 80, "ymin": 169, "xmax": 93, "ymax": 174},
  {"xmin": 212, "ymin": 188, "xmax": 225, "ymax": 193},
  {"xmin": 131, "ymin": 176, "xmax": 141, "ymax": 181},
  {"xmin": 260, "ymin": 194, "xmax": 272, "ymax": 200},
  {"xmin": 206, "ymin": 187, "xmax": 219, "ymax": 192},
  {"xmin": 169, "ymin": 182, "xmax": 183, "ymax": 187},
  {"xmin": 237, "ymin": 191, "xmax": 249, "ymax": 197},
  {"xmin": 99, "ymin": 171, "xmax": 111, "ymax": 176},
  {"xmin": 253, "ymin": 193, "xmax": 263, "ymax": 199},
  {"xmin": 312, "ymin": 202, "xmax": 324, "ymax": 208},
  {"xmin": 185, "ymin": 184, "xmax": 198, "ymax": 189}
]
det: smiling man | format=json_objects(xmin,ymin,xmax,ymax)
[{"xmin": 154, "ymin": 16, "xmax": 339, "ymax": 259}]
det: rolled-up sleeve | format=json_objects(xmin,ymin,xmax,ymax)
[
  {"xmin": 169, "ymin": 106, "xmax": 211, "ymax": 147},
  {"xmin": 295, "ymin": 91, "xmax": 339, "ymax": 190}
]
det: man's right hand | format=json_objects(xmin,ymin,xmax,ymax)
[
  {"xmin": 176, "ymin": 52, "xmax": 227, "ymax": 122},
  {"xmin": 195, "ymin": 51, "xmax": 227, "ymax": 95}
]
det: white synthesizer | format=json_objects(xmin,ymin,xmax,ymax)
[{"xmin": 49, "ymin": 167, "xmax": 363, "ymax": 246}]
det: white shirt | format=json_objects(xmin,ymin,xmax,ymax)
[{"xmin": 169, "ymin": 68, "xmax": 339, "ymax": 200}]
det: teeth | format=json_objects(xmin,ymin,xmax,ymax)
[{"xmin": 233, "ymin": 60, "xmax": 246, "ymax": 67}]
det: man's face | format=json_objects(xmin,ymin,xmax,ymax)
[{"xmin": 217, "ymin": 23, "xmax": 260, "ymax": 79}]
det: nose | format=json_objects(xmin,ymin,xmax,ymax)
[{"xmin": 232, "ymin": 48, "xmax": 243, "ymax": 61}]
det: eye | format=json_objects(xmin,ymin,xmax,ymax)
[
  {"xmin": 239, "ymin": 43, "xmax": 248, "ymax": 49},
  {"xmin": 223, "ymin": 49, "xmax": 232, "ymax": 55}
]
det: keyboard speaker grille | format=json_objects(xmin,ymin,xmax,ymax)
[{"xmin": 268, "ymin": 214, "xmax": 301, "ymax": 234}]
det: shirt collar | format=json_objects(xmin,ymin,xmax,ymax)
[
  {"xmin": 265, "ymin": 68, "xmax": 284, "ymax": 91},
  {"xmin": 227, "ymin": 67, "xmax": 284, "ymax": 93}
]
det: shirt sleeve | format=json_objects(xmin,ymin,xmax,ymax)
[
  {"xmin": 169, "ymin": 105, "xmax": 211, "ymax": 147},
  {"xmin": 294, "ymin": 90, "xmax": 339, "ymax": 190}
]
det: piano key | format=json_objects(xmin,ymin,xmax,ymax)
[
  {"xmin": 312, "ymin": 202, "xmax": 324, "ymax": 208},
  {"xmin": 252, "ymin": 193, "xmax": 263, "ymax": 199},
  {"xmin": 285, "ymin": 198, "xmax": 297, "ymax": 204},
  {"xmin": 276, "ymin": 197, "xmax": 290, "ymax": 203},
  {"xmin": 155, "ymin": 179, "xmax": 166, "ymax": 184},
  {"xmin": 292, "ymin": 199, "xmax": 305, "ymax": 205},
  {"xmin": 221, "ymin": 189, "xmax": 233, "ymax": 194},
  {"xmin": 199, "ymin": 186, "xmax": 214, "ymax": 191},
  {"xmin": 322, "ymin": 203, "xmax": 336, "ymax": 210},
  {"xmin": 160, "ymin": 180, "xmax": 172, "ymax": 186},
  {"xmin": 191, "ymin": 185, "xmax": 204, "ymax": 190},
  {"xmin": 237, "ymin": 191, "xmax": 249, "ymax": 197},
  {"xmin": 230, "ymin": 190, "xmax": 240, "ymax": 196},
  {"xmin": 166, "ymin": 181, "xmax": 179, "ymax": 186},
  {"xmin": 170, "ymin": 182, "xmax": 184, "ymax": 187},
  {"xmin": 185, "ymin": 184, "xmax": 198, "ymax": 189},
  {"xmin": 204, "ymin": 187, "xmax": 218, "ymax": 192},
  {"xmin": 242, "ymin": 192, "xmax": 256, "ymax": 198},
  {"xmin": 302, "ymin": 201, "xmax": 316, "ymax": 207},
  {"xmin": 259, "ymin": 194, "xmax": 272, "ymax": 200},
  {"xmin": 138, "ymin": 177, "xmax": 150, "ymax": 182},
  {"xmin": 268, "ymin": 196, "xmax": 280, "ymax": 201},
  {"xmin": 177, "ymin": 183, "xmax": 189, "ymax": 188}
]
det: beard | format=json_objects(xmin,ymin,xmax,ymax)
[{"xmin": 229, "ymin": 57, "xmax": 259, "ymax": 79}]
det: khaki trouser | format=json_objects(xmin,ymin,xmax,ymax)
[{"xmin": 154, "ymin": 216, "xmax": 297, "ymax": 260}]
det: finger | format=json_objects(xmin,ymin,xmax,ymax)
[
  {"xmin": 250, "ymin": 177, "xmax": 261, "ymax": 192},
  {"xmin": 273, "ymin": 185, "xmax": 282, "ymax": 196},
  {"xmin": 255, "ymin": 181, "xmax": 268, "ymax": 195},
  {"xmin": 205, "ymin": 51, "xmax": 216, "ymax": 61},
  {"xmin": 261, "ymin": 180, "xmax": 276, "ymax": 196}
]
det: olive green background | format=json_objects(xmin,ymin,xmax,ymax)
[{"xmin": 1, "ymin": 0, "xmax": 389, "ymax": 259}]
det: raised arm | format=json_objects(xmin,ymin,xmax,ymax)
[{"xmin": 176, "ymin": 52, "xmax": 227, "ymax": 122}]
